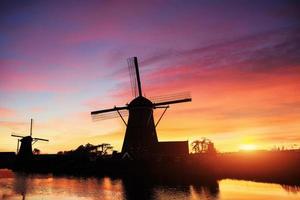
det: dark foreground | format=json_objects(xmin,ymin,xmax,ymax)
[{"xmin": 1, "ymin": 150, "xmax": 300, "ymax": 186}]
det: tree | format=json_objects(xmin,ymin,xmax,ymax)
[
  {"xmin": 33, "ymin": 148, "xmax": 40, "ymax": 155},
  {"xmin": 191, "ymin": 138, "xmax": 216, "ymax": 154}
]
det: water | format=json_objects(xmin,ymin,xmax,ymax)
[{"xmin": 0, "ymin": 169, "xmax": 299, "ymax": 200}]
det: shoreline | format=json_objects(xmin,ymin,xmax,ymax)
[{"xmin": 1, "ymin": 150, "xmax": 300, "ymax": 186}]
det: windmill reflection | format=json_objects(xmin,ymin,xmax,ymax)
[
  {"xmin": 122, "ymin": 178, "xmax": 156, "ymax": 200},
  {"xmin": 281, "ymin": 184, "xmax": 300, "ymax": 193},
  {"xmin": 190, "ymin": 181, "xmax": 220, "ymax": 200},
  {"xmin": 122, "ymin": 177, "xmax": 220, "ymax": 200},
  {"xmin": 13, "ymin": 172, "xmax": 29, "ymax": 200}
]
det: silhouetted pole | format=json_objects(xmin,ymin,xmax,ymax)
[
  {"xmin": 134, "ymin": 57, "xmax": 143, "ymax": 97},
  {"xmin": 30, "ymin": 118, "xmax": 33, "ymax": 137},
  {"xmin": 17, "ymin": 139, "xmax": 20, "ymax": 153}
]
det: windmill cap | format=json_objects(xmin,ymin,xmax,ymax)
[
  {"xmin": 21, "ymin": 136, "xmax": 33, "ymax": 142},
  {"xmin": 129, "ymin": 96, "xmax": 153, "ymax": 107}
]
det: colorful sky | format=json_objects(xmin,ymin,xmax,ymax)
[{"xmin": 1, "ymin": 0, "xmax": 300, "ymax": 153}]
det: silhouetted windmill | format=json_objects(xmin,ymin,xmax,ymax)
[
  {"xmin": 91, "ymin": 57, "xmax": 191, "ymax": 158},
  {"xmin": 11, "ymin": 119, "xmax": 49, "ymax": 158}
]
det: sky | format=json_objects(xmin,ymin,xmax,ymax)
[{"xmin": 0, "ymin": 0, "xmax": 300, "ymax": 153}]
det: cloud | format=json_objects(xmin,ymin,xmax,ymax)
[
  {"xmin": 142, "ymin": 25, "xmax": 300, "ymax": 70},
  {"xmin": 0, "ymin": 58, "xmax": 106, "ymax": 93},
  {"xmin": 0, "ymin": 107, "xmax": 16, "ymax": 118},
  {"xmin": 0, "ymin": 120, "xmax": 27, "ymax": 129}
]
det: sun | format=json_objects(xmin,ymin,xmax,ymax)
[{"xmin": 239, "ymin": 144, "xmax": 257, "ymax": 151}]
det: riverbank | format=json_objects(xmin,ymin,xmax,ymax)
[{"xmin": 1, "ymin": 150, "xmax": 300, "ymax": 186}]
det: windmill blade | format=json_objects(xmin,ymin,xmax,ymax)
[
  {"xmin": 128, "ymin": 57, "xmax": 138, "ymax": 97},
  {"xmin": 150, "ymin": 92, "xmax": 191, "ymax": 103},
  {"xmin": 92, "ymin": 110, "xmax": 129, "ymax": 121},
  {"xmin": 154, "ymin": 98, "xmax": 192, "ymax": 107},
  {"xmin": 91, "ymin": 106, "xmax": 128, "ymax": 121},
  {"xmin": 127, "ymin": 57, "xmax": 143, "ymax": 97},
  {"xmin": 30, "ymin": 118, "xmax": 33, "ymax": 137},
  {"xmin": 17, "ymin": 139, "xmax": 20, "ymax": 153},
  {"xmin": 150, "ymin": 92, "xmax": 192, "ymax": 107},
  {"xmin": 33, "ymin": 137, "xmax": 49, "ymax": 142},
  {"xmin": 91, "ymin": 106, "xmax": 128, "ymax": 115},
  {"xmin": 11, "ymin": 134, "xmax": 24, "ymax": 138}
]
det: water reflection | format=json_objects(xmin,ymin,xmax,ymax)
[
  {"xmin": 219, "ymin": 179, "xmax": 300, "ymax": 200},
  {"xmin": 13, "ymin": 173, "xmax": 29, "ymax": 200},
  {"xmin": 0, "ymin": 169, "xmax": 299, "ymax": 200},
  {"xmin": 123, "ymin": 179, "xmax": 155, "ymax": 200},
  {"xmin": 190, "ymin": 183, "xmax": 219, "ymax": 200},
  {"xmin": 281, "ymin": 185, "xmax": 300, "ymax": 194}
]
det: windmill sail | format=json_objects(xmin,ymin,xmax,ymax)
[
  {"xmin": 30, "ymin": 118, "xmax": 33, "ymax": 137},
  {"xmin": 33, "ymin": 137, "xmax": 49, "ymax": 142},
  {"xmin": 92, "ymin": 110, "xmax": 128, "ymax": 121},
  {"xmin": 128, "ymin": 57, "xmax": 138, "ymax": 97},
  {"xmin": 91, "ymin": 106, "xmax": 128, "ymax": 121},
  {"xmin": 127, "ymin": 57, "xmax": 143, "ymax": 97},
  {"xmin": 11, "ymin": 134, "xmax": 24, "ymax": 138},
  {"xmin": 150, "ymin": 92, "xmax": 192, "ymax": 107}
]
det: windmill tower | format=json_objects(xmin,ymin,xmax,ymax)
[
  {"xmin": 11, "ymin": 119, "xmax": 49, "ymax": 158},
  {"xmin": 91, "ymin": 57, "xmax": 191, "ymax": 158}
]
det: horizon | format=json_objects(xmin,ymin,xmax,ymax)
[{"xmin": 1, "ymin": 0, "xmax": 300, "ymax": 154}]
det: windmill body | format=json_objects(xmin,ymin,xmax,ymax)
[
  {"xmin": 18, "ymin": 136, "xmax": 33, "ymax": 158},
  {"xmin": 91, "ymin": 57, "xmax": 191, "ymax": 159},
  {"xmin": 122, "ymin": 96, "xmax": 158, "ymax": 156}
]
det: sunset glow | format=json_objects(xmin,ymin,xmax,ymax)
[
  {"xmin": 0, "ymin": 1, "xmax": 299, "ymax": 154},
  {"xmin": 239, "ymin": 144, "xmax": 257, "ymax": 152}
]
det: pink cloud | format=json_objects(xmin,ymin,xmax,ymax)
[
  {"xmin": 0, "ymin": 58, "xmax": 105, "ymax": 93},
  {"xmin": 0, "ymin": 121, "xmax": 27, "ymax": 129},
  {"xmin": 0, "ymin": 70, "xmax": 71, "ymax": 93},
  {"xmin": 0, "ymin": 107, "xmax": 16, "ymax": 118},
  {"xmin": 30, "ymin": 107, "xmax": 44, "ymax": 113}
]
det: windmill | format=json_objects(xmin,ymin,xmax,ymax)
[
  {"xmin": 91, "ymin": 57, "xmax": 191, "ymax": 158},
  {"xmin": 11, "ymin": 118, "xmax": 49, "ymax": 158}
]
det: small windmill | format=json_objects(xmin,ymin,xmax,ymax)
[
  {"xmin": 11, "ymin": 118, "xmax": 49, "ymax": 157},
  {"xmin": 91, "ymin": 57, "xmax": 191, "ymax": 158}
]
